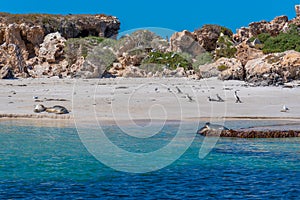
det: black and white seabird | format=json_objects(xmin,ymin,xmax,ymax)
[
  {"xmin": 216, "ymin": 94, "xmax": 225, "ymax": 102},
  {"xmin": 234, "ymin": 90, "xmax": 242, "ymax": 103},
  {"xmin": 176, "ymin": 86, "xmax": 183, "ymax": 94},
  {"xmin": 280, "ymin": 105, "xmax": 289, "ymax": 112},
  {"xmin": 185, "ymin": 94, "xmax": 194, "ymax": 102}
]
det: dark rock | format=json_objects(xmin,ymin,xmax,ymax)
[{"xmin": 0, "ymin": 66, "xmax": 14, "ymax": 79}]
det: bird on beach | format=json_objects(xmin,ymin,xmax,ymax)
[
  {"xmin": 185, "ymin": 94, "xmax": 194, "ymax": 102},
  {"xmin": 175, "ymin": 86, "xmax": 183, "ymax": 94},
  {"xmin": 155, "ymin": 88, "xmax": 159, "ymax": 93},
  {"xmin": 197, "ymin": 122, "xmax": 229, "ymax": 135},
  {"xmin": 280, "ymin": 105, "xmax": 289, "ymax": 112},
  {"xmin": 234, "ymin": 90, "xmax": 242, "ymax": 103},
  {"xmin": 216, "ymin": 94, "xmax": 225, "ymax": 102},
  {"xmin": 208, "ymin": 96, "xmax": 217, "ymax": 102}
]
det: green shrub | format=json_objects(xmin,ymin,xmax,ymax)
[
  {"xmin": 217, "ymin": 65, "xmax": 228, "ymax": 71},
  {"xmin": 215, "ymin": 35, "xmax": 237, "ymax": 59},
  {"xmin": 257, "ymin": 33, "xmax": 271, "ymax": 44},
  {"xmin": 262, "ymin": 25, "xmax": 300, "ymax": 54},
  {"xmin": 142, "ymin": 51, "xmax": 192, "ymax": 70},
  {"xmin": 192, "ymin": 52, "xmax": 213, "ymax": 69}
]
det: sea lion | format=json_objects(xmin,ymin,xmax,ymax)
[
  {"xmin": 197, "ymin": 122, "xmax": 229, "ymax": 135},
  {"xmin": 46, "ymin": 105, "xmax": 69, "ymax": 114},
  {"xmin": 34, "ymin": 104, "xmax": 69, "ymax": 114},
  {"xmin": 34, "ymin": 104, "xmax": 46, "ymax": 113}
]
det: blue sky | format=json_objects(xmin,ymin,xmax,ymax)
[{"xmin": 2, "ymin": 0, "xmax": 299, "ymax": 33}]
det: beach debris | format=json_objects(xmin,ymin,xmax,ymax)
[
  {"xmin": 280, "ymin": 105, "xmax": 289, "ymax": 112},
  {"xmin": 34, "ymin": 104, "xmax": 69, "ymax": 114},
  {"xmin": 234, "ymin": 90, "xmax": 242, "ymax": 103},
  {"xmin": 155, "ymin": 88, "xmax": 159, "ymax": 93}
]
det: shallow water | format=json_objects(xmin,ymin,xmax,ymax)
[{"xmin": 0, "ymin": 121, "xmax": 300, "ymax": 199}]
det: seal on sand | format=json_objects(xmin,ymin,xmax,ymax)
[
  {"xmin": 34, "ymin": 104, "xmax": 69, "ymax": 114},
  {"xmin": 46, "ymin": 105, "xmax": 69, "ymax": 114},
  {"xmin": 34, "ymin": 104, "xmax": 47, "ymax": 113}
]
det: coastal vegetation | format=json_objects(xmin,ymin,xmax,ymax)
[
  {"xmin": 64, "ymin": 36, "xmax": 105, "ymax": 64},
  {"xmin": 253, "ymin": 25, "xmax": 300, "ymax": 54},
  {"xmin": 215, "ymin": 34, "xmax": 237, "ymax": 59},
  {"xmin": 142, "ymin": 51, "xmax": 192, "ymax": 70}
]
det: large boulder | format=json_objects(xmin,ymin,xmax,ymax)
[
  {"xmin": 279, "ymin": 50, "xmax": 300, "ymax": 82},
  {"xmin": 170, "ymin": 30, "xmax": 205, "ymax": 57},
  {"xmin": 244, "ymin": 51, "xmax": 300, "ymax": 85},
  {"xmin": 218, "ymin": 58, "xmax": 244, "ymax": 80},
  {"xmin": 194, "ymin": 25, "xmax": 233, "ymax": 51}
]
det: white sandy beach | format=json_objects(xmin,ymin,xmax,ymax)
[{"xmin": 0, "ymin": 77, "xmax": 299, "ymax": 127}]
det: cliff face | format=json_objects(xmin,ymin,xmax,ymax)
[{"xmin": 0, "ymin": 13, "xmax": 120, "ymax": 78}]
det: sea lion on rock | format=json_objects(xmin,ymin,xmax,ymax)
[{"xmin": 197, "ymin": 122, "xmax": 229, "ymax": 135}]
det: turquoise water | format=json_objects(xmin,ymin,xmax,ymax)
[{"xmin": 0, "ymin": 121, "xmax": 300, "ymax": 199}]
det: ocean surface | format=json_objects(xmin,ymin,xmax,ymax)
[{"xmin": 0, "ymin": 120, "xmax": 300, "ymax": 199}]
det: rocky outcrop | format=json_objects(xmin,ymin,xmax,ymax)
[
  {"xmin": 235, "ymin": 41, "xmax": 264, "ymax": 66},
  {"xmin": 0, "ymin": 13, "xmax": 120, "ymax": 78},
  {"xmin": 218, "ymin": 58, "xmax": 244, "ymax": 80},
  {"xmin": 198, "ymin": 129, "xmax": 300, "ymax": 138},
  {"xmin": 0, "ymin": 13, "xmax": 120, "ymax": 39},
  {"xmin": 194, "ymin": 25, "xmax": 233, "ymax": 51},
  {"xmin": 245, "ymin": 50, "xmax": 300, "ymax": 86},
  {"xmin": 234, "ymin": 16, "xmax": 289, "ymax": 42},
  {"xmin": 38, "ymin": 32, "xmax": 66, "ymax": 63},
  {"xmin": 199, "ymin": 57, "xmax": 243, "ymax": 80}
]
